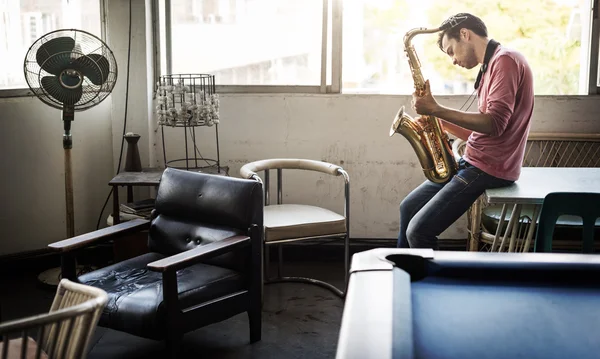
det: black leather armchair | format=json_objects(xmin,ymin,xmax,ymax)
[{"xmin": 47, "ymin": 168, "xmax": 263, "ymax": 358}]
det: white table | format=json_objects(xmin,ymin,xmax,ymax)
[{"xmin": 484, "ymin": 168, "xmax": 600, "ymax": 252}]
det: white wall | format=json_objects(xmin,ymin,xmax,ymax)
[
  {"xmin": 1, "ymin": 1, "xmax": 599, "ymax": 256},
  {"xmin": 0, "ymin": 97, "xmax": 114, "ymax": 255},
  {"xmin": 106, "ymin": 0, "xmax": 152, "ymax": 173},
  {"xmin": 159, "ymin": 94, "xmax": 600, "ymax": 241}
]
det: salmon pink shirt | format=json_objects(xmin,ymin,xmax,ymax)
[{"xmin": 462, "ymin": 45, "xmax": 534, "ymax": 181}]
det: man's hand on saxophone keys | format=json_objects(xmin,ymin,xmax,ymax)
[
  {"xmin": 414, "ymin": 115, "xmax": 428, "ymax": 129},
  {"xmin": 412, "ymin": 80, "xmax": 441, "ymax": 116}
]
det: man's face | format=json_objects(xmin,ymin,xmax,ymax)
[{"xmin": 442, "ymin": 31, "xmax": 477, "ymax": 69}]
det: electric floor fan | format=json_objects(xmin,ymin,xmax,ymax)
[{"xmin": 23, "ymin": 29, "xmax": 118, "ymax": 286}]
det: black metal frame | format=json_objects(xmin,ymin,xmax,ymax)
[
  {"xmin": 160, "ymin": 124, "xmax": 222, "ymax": 172},
  {"xmin": 157, "ymin": 73, "xmax": 223, "ymax": 173}
]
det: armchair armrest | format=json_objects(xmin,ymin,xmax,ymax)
[
  {"xmin": 48, "ymin": 218, "xmax": 151, "ymax": 252},
  {"xmin": 147, "ymin": 235, "xmax": 250, "ymax": 272}
]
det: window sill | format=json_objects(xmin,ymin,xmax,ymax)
[{"xmin": 0, "ymin": 88, "xmax": 36, "ymax": 98}]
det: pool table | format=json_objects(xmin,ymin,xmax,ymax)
[{"xmin": 335, "ymin": 248, "xmax": 600, "ymax": 359}]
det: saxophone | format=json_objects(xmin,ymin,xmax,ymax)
[{"xmin": 389, "ymin": 25, "xmax": 458, "ymax": 184}]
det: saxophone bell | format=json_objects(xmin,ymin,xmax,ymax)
[{"xmin": 390, "ymin": 106, "xmax": 409, "ymax": 137}]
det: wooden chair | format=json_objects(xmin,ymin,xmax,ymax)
[
  {"xmin": 534, "ymin": 192, "xmax": 600, "ymax": 253},
  {"xmin": 240, "ymin": 159, "xmax": 350, "ymax": 298},
  {"xmin": 47, "ymin": 168, "xmax": 263, "ymax": 358},
  {"xmin": 0, "ymin": 279, "xmax": 107, "ymax": 359}
]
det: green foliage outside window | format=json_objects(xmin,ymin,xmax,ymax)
[
  {"xmin": 423, "ymin": 1, "xmax": 582, "ymax": 95},
  {"xmin": 361, "ymin": 0, "xmax": 582, "ymax": 95}
]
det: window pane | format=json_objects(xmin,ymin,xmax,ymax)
[
  {"xmin": 343, "ymin": 0, "xmax": 591, "ymax": 95},
  {"xmin": 0, "ymin": 0, "xmax": 102, "ymax": 90},
  {"xmin": 167, "ymin": 0, "xmax": 324, "ymax": 85}
]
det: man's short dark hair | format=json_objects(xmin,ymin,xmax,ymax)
[{"xmin": 437, "ymin": 13, "xmax": 488, "ymax": 52}]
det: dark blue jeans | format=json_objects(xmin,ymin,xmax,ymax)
[{"xmin": 397, "ymin": 158, "xmax": 514, "ymax": 249}]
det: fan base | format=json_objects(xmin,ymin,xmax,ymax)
[{"xmin": 37, "ymin": 265, "xmax": 97, "ymax": 288}]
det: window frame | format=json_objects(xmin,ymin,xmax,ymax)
[
  {"xmin": 156, "ymin": 0, "xmax": 600, "ymax": 96},
  {"xmin": 589, "ymin": 0, "xmax": 599, "ymax": 93},
  {"xmin": 0, "ymin": 0, "xmax": 108, "ymax": 98},
  {"xmin": 1, "ymin": 0, "xmax": 598, "ymax": 98},
  {"xmin": 154, "ymin": 0, "xmax": 342, "ymax": 95}
]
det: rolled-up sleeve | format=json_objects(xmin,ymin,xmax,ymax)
[{"xmin": 485, "ymin": 55, "xmax": 519, "ymax": 137}]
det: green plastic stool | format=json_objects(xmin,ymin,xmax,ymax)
[{"xmin": 534, "ymin": 192, "xmax": 600, "ymax": 253}]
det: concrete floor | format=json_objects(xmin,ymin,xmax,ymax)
[{"xmin": 0, "ymin": 259, "xmax": 346, "ymax": 359}]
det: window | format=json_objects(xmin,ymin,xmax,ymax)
[
  {"xmin": 159, "ymin": 0, "xmax": 598, "ymax": 95},
  {"xmin": 342, "ymin": 0, "xmax": 595, "ymax": 95},
  {"xmin": 0, "ymin": 0, "xmax": 102, "ymax": 91},
  {"xmin": 160, "ymin": 0, "xmax": 327, "ymax": 86}
]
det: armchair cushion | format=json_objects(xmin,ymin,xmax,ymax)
[
  {"xmin": 264, "ymin": 204, "xmax": 346, "ymax": 242},
  {"xmin": 78, "ymin": 252, "xmax": 245, "ymax": 340}
]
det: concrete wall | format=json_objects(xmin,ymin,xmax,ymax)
[
  {"xmin": 1, "ymin": 1, "xmax": 599, "ymax": 256},
  {"xmin": 158, "ymin": 94, "xmax": 600, "ymax": 241},
  {"xmin": 0, "ymin": 97, "xmax": 114, "ymax": 255}
]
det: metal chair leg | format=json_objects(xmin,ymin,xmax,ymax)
[
  {"xmin": 264, "ymin": 243, "xmax": 270, "ymax": 281},
  {"xmin": 278, "ymin": 244, "xmax": 283, "ymax": 278},
  {"xmin": 344, "ymin": 234, "xmax": 349, "ymax": 288},
  {"xmin": 263, "ymin": 237, "xmax": 347, "ymax": 299}
]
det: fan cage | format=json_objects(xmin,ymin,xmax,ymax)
[{"xmin": 23, "ymin": 28, "xmax": 118, "ymax": 111}]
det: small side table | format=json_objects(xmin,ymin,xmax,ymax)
[
  {"xmin": 109, "ymin": 168, "xmax": 162, "ymax": 225},
  {"xmin": 109, "ymin": 166, "xmax": 229, "ymax": 224}
]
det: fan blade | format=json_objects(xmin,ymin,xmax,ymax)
[
  {"xmin": 88, "ymin": 54, "xmax": 110, "ymax": 85},
  {"xmin": 41, "ymin": 76, "xmax": 83, "ymax": 106},
  {"xmin": 36, "ymin": 37, "xmax": 75, "ymax": 76},
  {"xmin": 71, "ymin": 54, "xmax": 110, "ymax": 85}
]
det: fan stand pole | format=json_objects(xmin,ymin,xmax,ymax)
[
  {"xmin": 64, "ymin": 148, "xmax": 74, "ymax": 238},
  {"xmin": 38, "ymin": 108, "xmax": 77, "ymax": 289},
  {"xmin": 63, "ymin": 108, "xmax": 75, "ymax": 238}
]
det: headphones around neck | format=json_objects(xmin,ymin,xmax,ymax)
[{"xmin": 474, "ymin": 39, "xmax": 500, "ymax": 90}]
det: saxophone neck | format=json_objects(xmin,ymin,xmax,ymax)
[
  {"xmin": 403, "ymin": 26, "xmax": 442, "ymax": 91},
  {"xmin": 403, "ymin": 26, "xmax": 443, "ymax": 48}
]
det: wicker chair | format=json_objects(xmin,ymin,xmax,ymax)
[
  {"xmin": 453, "ymin": 133, "xmax": 600, "ymax": 252},
  {"xmin": 0, "ymin": 279, "xmax": 108, "ymax": 359}
]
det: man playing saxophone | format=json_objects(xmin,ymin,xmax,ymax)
[{"xmin": 397, "ymin": 13, "xmax": 534, "ymax": 249}]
